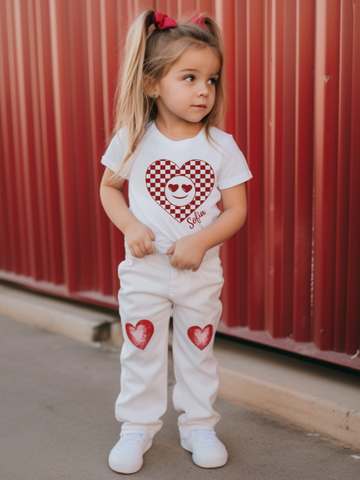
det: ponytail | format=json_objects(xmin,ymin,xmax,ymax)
[{"xmin": 109, "ymin": 10, "xmax": 154, "ymax": 179}]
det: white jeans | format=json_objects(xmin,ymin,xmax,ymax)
[{"xmin": 115, "ymin": 244, "xmax": 224, "ymax": 440}]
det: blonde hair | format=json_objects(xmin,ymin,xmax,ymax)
[{"xmin": 108, "ymin": 9, "xmax": 227, "ymax": 180}]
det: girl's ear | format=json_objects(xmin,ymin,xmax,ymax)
[{"xmin": 143, "ymin": 75, "xmax": 157, "ymax": 98}]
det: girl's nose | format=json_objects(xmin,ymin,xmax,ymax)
[{"xmin": 197, "ymin": 84, "xmax": 210, "ymax": 97}]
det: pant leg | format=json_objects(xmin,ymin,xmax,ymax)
[
  {"xmin": 170, "ymin": 251, "xmax": 224, "ymax": 439},
  {"xmin": 116, "ymin": 252, "xmax": 172, "ymax": 439}
]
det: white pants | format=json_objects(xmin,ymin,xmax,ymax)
[{"xmin": 115, "ymin": 244, "xmax": 224, "ymax": 440}]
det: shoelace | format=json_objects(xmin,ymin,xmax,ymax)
[
  {"xmin": 119, "ymin": 432, "xmax": 147, "ymax": 447},
  {"xmin": 190, "ymin": 429, "xmax": 217, "ymax": 443}
]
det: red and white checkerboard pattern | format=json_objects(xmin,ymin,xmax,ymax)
[{"xmin": 145, "ymin": 159, "xmax": 215, "ymax": 223}]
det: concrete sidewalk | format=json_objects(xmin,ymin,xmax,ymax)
[
  {"xmin": 2, "ymin": 314, "xmax": 360, "ymax": 480},
  {"xmin": 1, "ymin": 282, "xmax": 360, "ymax": 456}
]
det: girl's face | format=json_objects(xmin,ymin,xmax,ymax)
[{"xmin": 154, "ymin": 47, "xmax": 220, "ymax": 129}]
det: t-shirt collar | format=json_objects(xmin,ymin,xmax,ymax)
[{"xmin": 150, "ymin": 120, "xmax": 205, "ymax": 147}]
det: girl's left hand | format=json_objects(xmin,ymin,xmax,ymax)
[{"xmin": 166, "ymin": 236, "xmax": 206, "ymax": 272}]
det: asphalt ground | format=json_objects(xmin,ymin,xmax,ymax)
[{"xmin": 1, "ymin": 314, "xmax": 359, "ymax": 480}]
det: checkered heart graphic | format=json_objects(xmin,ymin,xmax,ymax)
[{"xmin": 145, "ymin": 160, "xmax": 215, "ymax": 223}]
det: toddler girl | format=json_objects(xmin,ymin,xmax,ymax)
[{"xmin": 100, "ymin": 9, "xmax": 252, "ymax": 474}]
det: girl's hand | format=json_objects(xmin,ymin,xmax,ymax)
[
  {"xmin": 165, "ymin": 184, "xmax": 248, "ymax": 271},
  {"xmin": 166, "ymin": 236, "xmax": 206, "ymax": 272},
  {"xmin": 124, "ymin": 221, "xmax": 155, "ymax": 258}
]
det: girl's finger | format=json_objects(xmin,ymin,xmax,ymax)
[
  {"xmin": 144, "ymin": 240, "xmax": 153, "ymax": 254},
  {"xmin": 138, "ymin": 242, "xmax": 148, "ymax": 257},
  {"xmin": 133, "ymin": 244, "xmax": 144, "ymax": 258},
  {"xmin": 166, "ymin": 244, "xmax": 176, "ymax": 255},
  {"xmin": 148, "ymin": 228, "xmax": 155, "ymax": 241},
  {"xmin": 142, "ymin": 243, "xmax": 151, "ymax": 255}
]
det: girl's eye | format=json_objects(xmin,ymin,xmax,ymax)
[{"xmin": 183, "ymin": 76, "xmax": 218, "ymax": 84}]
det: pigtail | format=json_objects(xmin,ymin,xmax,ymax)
[
  {"xmin": 109, "ymin": 9, "xmax": 155, "ymax": 180},
  {"xmin": 201, "ymin": 14, "xmax": 225, "ymax": 53}
]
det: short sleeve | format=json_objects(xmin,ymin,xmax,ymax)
[
  {"xmin": 217, "ymin": 135, "xmax": 253, "ymax": 190},
  {"xmin": 100, "ymin": 128, "xmax": 127, "ymax": 173}
]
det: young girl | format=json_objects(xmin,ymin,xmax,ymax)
[{"xmin": 100, "ymin": 9, "xmax": 252, "ymax": 474}]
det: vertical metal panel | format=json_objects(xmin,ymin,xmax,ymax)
[
  {"xmin": 346, "ymin": 0, "xmax": 360, "ymax": 354},
  {"xmin": 0, "ymin": 1, "xmax": 13, "ymax": 273},
  {"xmin": 2, "ymin": 0, "xmax": 27, "ymax": 276},
  {"xmin": 264, "ymin": 0, "xmax": 286, "ymax": 338},
  {"xmin": 223, "ymin": 0, "xmax": 249, "ymax": 328},
  {"xmin": 334, "ymin": 0, "xmax": 353, "ymax": 352},
  {"xmin": 99, "ymin": 0, "xmax": 122, "ymax": 297},
  {"xmin": 49, "ymin": 0, "xmax": 77, "ymax": 292},
  {"xmin": 34, "ymin": 0, "xmax": 63, "ymax": 285},
  {"xmin": 1, "ymin": 0, "xmax": 360, "ymax": 370},
  {"xmin": 282, "ymin": 0, "xmax": 296, "ymax": 338},
  {"xmin": 313, "ymin": 0, "xmax": 340, "ymax": 350},
  {"xmin": 293, "ymin": 0, "xmax": 314, "ymax": 343},
  {"xmin": 246, "ymin": 0, "xmax": 265, "ymax": 331},
  {"xmin": 217, "ymin": 0, "xmax": 240, "ymax": 328}
]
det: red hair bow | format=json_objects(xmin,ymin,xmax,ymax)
[
  {"xmin": 189, "ymin": 13, "xmax": 207, "ymax": 29},
  {"xmin": 153, "ymin": 11, "xmax": 177, "ymax": 30}
]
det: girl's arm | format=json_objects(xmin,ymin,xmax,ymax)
[
  {"xmin": 166, "ymin": 182, "xmax": 248, "ymax": 271},
  {"xmin": 99, "ymin": 167, "xmax": 155, "ymax": 257}
]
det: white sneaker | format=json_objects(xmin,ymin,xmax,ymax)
[
  {"xmin": 108, "ymin": 432, "xmax": 152, "ymax": 474},
  {"xmin": 181, "ymin": 429, "xmax": 228, "ymax": 468}
]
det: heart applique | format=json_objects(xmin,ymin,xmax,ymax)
[
  {"xmin": 125, "ymin": 320, "xmax": 154, "ymax": 350},
  {"xmin": 146, "ymin": 159, "xmax": 215, "ymax": 223},
  {"xmin": 187, "ymin": 324, "xmax": 213, "ymax": 351}
]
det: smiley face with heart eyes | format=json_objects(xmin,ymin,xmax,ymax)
[{"xmin": 165, "ymin": 175, "xmax": 196, "ymax": 207}]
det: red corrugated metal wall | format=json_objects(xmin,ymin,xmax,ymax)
[{"xmin": 1, "ymin": 0, "xmax": 359, "ymax": 370}]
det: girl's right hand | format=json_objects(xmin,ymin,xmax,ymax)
[{"xmin": 123, "ymin": 221, "xmax": 155, "ymax": 258}]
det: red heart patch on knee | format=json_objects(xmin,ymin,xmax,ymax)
[
  {"xmin": 125, "ymin": 320, "xmax": 154, "ymax": 350},
  {"xmin": 187, "ymin": 325, "xmax": 213, "ymax": 350}
]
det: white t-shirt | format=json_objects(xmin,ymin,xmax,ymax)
[{"xmin": 101, "ymin": 120, "xmax": 252, "ymax": 253}]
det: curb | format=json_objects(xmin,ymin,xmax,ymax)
[
  {"xmin": 1, "ymin": 282, "xmax": 359, "ymax": 451},
  {"xmin": 0, "ymin": 284, "xmax": 119, "ymax": 344},
  {"xmin": 217, "ymin": 366, "xmax": 360, "ymax": 451}
]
